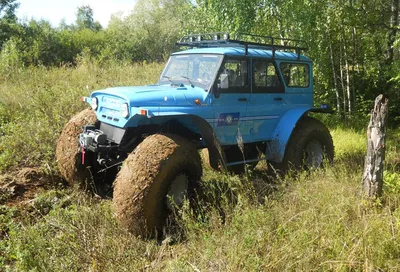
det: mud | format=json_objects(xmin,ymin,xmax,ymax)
[
  {"xmin": 0, "ymin": 167, "xmax": 64, "ymax": 207},
  {"xmin": 55, "ymin": 109, "xmax": 97, "ymax": 186},
  {"xmin": 113, "ymin": 133, "xmax": 202, "ymax": 237}
]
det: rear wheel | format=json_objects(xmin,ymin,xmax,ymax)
[
  {"xmin": 282, "ymin": 116, "xmax": 334, "ymax": 172},
  {"xmin": 113, "ymin": 133, "xmax": 202, "ymax": 237},
  {"xmin": 56, "ymin": 109, "xmax": 98, "ymax": 188}
]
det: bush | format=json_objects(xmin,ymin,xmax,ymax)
[{"xmin": 0, "ymin": 62, "xmax": 164, "ymax": 172}]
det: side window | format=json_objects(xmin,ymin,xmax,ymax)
[
  {"xmin": 280, "ymin": 63, "xmax": 310, "ymax": 87},
  {"xmin": 217, "ymin": 59, "xmax": 249, "ymax": 93},
  {"xmin": 252, "ymin": 60, "xmax": 283, "ymax": 93}
]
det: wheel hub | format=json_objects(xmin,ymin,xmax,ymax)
[
  {"xmin": 304, "ymin": 141, "xmax": 324, "ymax": 169},
  {"xmin": 166, "ymin": 174, "xmax": 189, "ymax": 210}
]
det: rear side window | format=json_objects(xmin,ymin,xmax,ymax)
[
  {"xmin": 280, "ymin": 63, "xmax": 310, "ymax": 88},
  {"xmin": 252, "ymin": 60, "xmax": 283, "ymax": 93}
]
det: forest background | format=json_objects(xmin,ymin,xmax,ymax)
[
  {"xmin": 1, "ymin": 0, "xmax": 400, "ymax": 120},
  {"xmin": 1, "ymin": 0, "xmax": 400, "ymax": 270}
]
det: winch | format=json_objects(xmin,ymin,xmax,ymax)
[{"xmin": 79, "ymin": 126, "xmax": 108, "ymax": 150}]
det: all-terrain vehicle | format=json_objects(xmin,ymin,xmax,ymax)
[{"xmin": 56, "ymin": 33, "xmax": 334, "ymax": 236}]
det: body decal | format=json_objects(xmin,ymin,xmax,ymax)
[{"xmin": 217, "ymin": 112, "xmax": 240, "ymax": 127}]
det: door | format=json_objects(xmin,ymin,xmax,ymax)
[
  {"xmin": 249, "ymin": 59, "xmax": 286, "ymax": 141},
  {"xmin": 211, "ymin": 57, "xmax": 252, "ymax": 145}
]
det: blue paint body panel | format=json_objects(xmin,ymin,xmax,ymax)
[
  {"xmin": 85, "ymin": 46, "xmax": 322, "ymax": 163},
  {"xmin": 265, "ymin": 107, "xmax": 312, "ymax": 162}
]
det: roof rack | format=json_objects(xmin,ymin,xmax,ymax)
[{"xmin": 176, "ymin": 32, "xmax": 308, "ymax": 59}]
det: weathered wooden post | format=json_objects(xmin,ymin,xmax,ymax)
[{"xmin": 361, "ymin": 94, "xmax": 389, "ymax": 198}]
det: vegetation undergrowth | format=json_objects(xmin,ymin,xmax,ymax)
[
  {"xmin": 2, "ymin": 159, "xmax": 400, "ymax": 271},
  {"xmin": 0, "ymin": 60, "xmax": 164, "ymax": 172},
  {"xmin": 1, "ymin": 63, "xmax": 400, "ymax": 271}
]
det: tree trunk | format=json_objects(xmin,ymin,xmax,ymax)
[
  {"xmin": 339, "ymin": 41, "xmax": 347, "ymax": 118},
  {"xmin": 361, "ymin": 94, "xmax": 389, "ymax": 198},
  {"xmin": 330, "ymin": 42, "xmax": 341, "ymax": 116},
  {"xmin": 342, "ymin": 26, "xmax": 352, "ymax": 114},
  {"xmin": 386, "ymin": 0, "xmax": 399, "ymax": 65}
]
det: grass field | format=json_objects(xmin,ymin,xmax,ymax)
[{"xmin": 1, "ymin": 62, "xmax": 400, "ymax": 271}]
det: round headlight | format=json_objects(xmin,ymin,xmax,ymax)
[
  {"xmin": 121, "ymin": 103, "xmax": 129, "ymax": 118},
  {"xmin": 91, "ymin": 97, "xmax": 98, "ymax": 110}
]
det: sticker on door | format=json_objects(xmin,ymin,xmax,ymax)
[{"xmin": 217, "ymin": 112, "xmax": 240, "ymax": 127}]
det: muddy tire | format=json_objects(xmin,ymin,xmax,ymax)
[
  {"xmin": 113, "ymin": 133, "xmax": 202, "ymax": 237},
  {"xmin": 56, "ymin": 109, "xmax": 98, "ymax": 187},
  {"xmin": 283, "ymin": 116, "xmax": 334, "ymax": 171}
]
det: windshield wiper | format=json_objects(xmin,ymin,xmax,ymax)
[
  {"xmin": 180, "ymin": 76, "xmax": 194, "ymax": 88},
  {"xmin": 162, "ymin": 75, "xmax": 172, "ymax": 84}
]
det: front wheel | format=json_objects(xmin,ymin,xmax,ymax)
[
  {"xmin": 282, "ymin": 116, "xmax": 334, "ymax": 172},
  {"xmin": 113, "ymin": 134, "xmax": 202, "ymax": 237},
  {"xmin": 56, "ymin": 109, "xmax": 98, "ymax": 187}
]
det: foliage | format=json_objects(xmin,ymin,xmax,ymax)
[
  {"xmin": 75, "ymin": 5, "xmax": 102, "ymax": 31},
  {"xmin": 0, "ymin": 1, "xmax": 399, "ymax": 270},
  {"xmin": 0, "ymin": 61, "xmax": 399, "ymax": 271},
  {"xmin": 0, "ymin": 1, "xmax": 398, "ymax": 121},
  {"xmin": 104, "ymin": 0, "xmax": 190, "ymax": 61},
  {"xmin": 2, "ymin": 152, "xmax": 400, "ymax": 270},
  {"xmin": 0, "ymin": 0, "xmax": 18, "ymax": 21},
  {"xmin": 0, "ymin": 61, "xmax": 164, "ymax": 171}
]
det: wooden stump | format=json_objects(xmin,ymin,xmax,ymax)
[{"xmin": 361, "ymin": 94, "xmax": 389, "ymax": 198}]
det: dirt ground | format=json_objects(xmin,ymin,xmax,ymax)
[{"xmin": 0, "ymin": 167, "xmax": 65, "ymax": 207}]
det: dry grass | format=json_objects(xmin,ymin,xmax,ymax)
[{"xmin": 1, "ymin": 62, "xmax": 400, "ymax": 271}]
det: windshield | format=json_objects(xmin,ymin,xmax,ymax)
[{"xmin": 159, "ymin": 54, "xmax": 223, "ymax": 89}]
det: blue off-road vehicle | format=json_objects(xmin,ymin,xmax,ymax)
[{"xmin": 56, "ymin": 33, "xmax": 334, "ymax": 236}]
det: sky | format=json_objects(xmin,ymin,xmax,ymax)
[{"xmin": 16, "ymin": 0, "xmax": 137, "ymax": 27}]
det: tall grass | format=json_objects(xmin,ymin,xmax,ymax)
[
  {"xmin": 1, "ymin": 62, "xmax": 400, "ymax": 271},
  {"xmin": 0, "ymin": 61, "xmax": 164, "ymax": 172},
  {"xmin": 2, "ymin": 160, "xmax": 400, "ymax": 271}
]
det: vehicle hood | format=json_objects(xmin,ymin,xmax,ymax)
[{"xmin": 91, "ymin": 84, "xmax": 207, "ymax": 107}]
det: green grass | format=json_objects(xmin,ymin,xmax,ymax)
[
  {"xmin": 1, "ymin": 62, "xmax": 400, "ymax": 271},
  {"xmin": 0, "ymin": 61, "xmax": 164, "ymax": 172}
]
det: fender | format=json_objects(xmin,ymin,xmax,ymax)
[
  {"xmin": 191, "ymin": 115, "xmax": 227, "ymax": 171},
  {"xmin": 149, "ymin": 114, "xmax": 227, "ymax": 171},
  {"xmin": 265, "ymin": 107, "xmax": 311, "ymax": 163}
]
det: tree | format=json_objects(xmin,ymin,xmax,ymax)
[
  {"xmin": 75, "ymin": 5, "xmax": 102, "ymax": 31},
  {"xmin": 0, "ymin": 0, "xmax": 19, "ymax": 48},
  {"xmin": 104, "ymin": 0, "xmax": 190, "ymax": 61},
  {"xmin": 0, "ymin": 0, "xmax": 19, "ymax": 21}
]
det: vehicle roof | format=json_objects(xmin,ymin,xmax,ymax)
[{"xmin": 173, "ymin": 47, "xmax": 312, "ymax": 62}]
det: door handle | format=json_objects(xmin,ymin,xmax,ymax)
[
  {"xmin": 274, "ymin": 97, "xmax": 283, "ymax": 101},
  {"xmin": 238, "ymin": 98, "xmax": 247, "ymax": 102}
]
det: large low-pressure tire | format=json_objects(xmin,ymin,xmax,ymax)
[
  {"xmin": 282, "ymin": 116, "xmax": 334, "ymax": 172},
  {"xmin": 113, "ymin": 133, "xmax": 202, "ymax": 237},
  {"xmin": 56, "ymin": 109, "xmax": 98, "ymax": 187}
]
